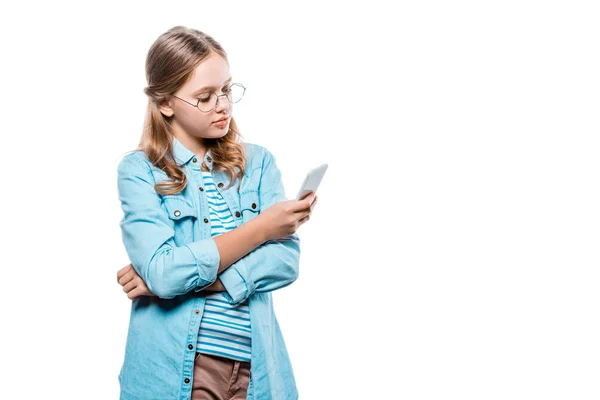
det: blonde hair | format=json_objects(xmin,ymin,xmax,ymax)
[{"xmin": 136, "ymin": 25, "xmax": 246, "ymax": 195}]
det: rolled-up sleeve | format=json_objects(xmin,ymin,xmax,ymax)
[
  {"xmin": 219, "ymin": 234, "xmax": 300, "ymax": 305},
  {"xmin": 117, "ymin": 153, "xmax": 220, "ymax": 299},
  {"xmin": 218, "ymin": 146, "xmax": 301, "ymax": 305}
]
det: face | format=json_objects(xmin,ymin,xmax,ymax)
[{"xmin": 159, "ymin": 53, "xmax": 233, "ymax": 143}]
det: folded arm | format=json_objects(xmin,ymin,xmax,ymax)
[
  {"xmin": 118, "ymin": 154, "xmax": 225, "ymax": 299},
  {"xmin": 218, "ymin": 147, "xmax": 302, "ymax": 305},
  {"xmin": 117, "ymin": 153, "xmax": 265, "ymax": 300},
  {"xmin": 118, "ymin": 147, "xmax": 302, "ymax": 302}
]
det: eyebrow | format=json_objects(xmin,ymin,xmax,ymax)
[{"xmin": 192, "ymin": 77, "xmax": 233, "ymax": 95}]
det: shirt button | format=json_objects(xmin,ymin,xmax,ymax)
[
  {"xmin": 174, "ymin": 210, "xmax": 181, "ymax": 217},
  {"xmin": 192, "ymin": 157, "xmax": 197, "ymax": 163},
  {"xmin": 188, "ymin": 344, "xmax": 194, "ymax": 350},
  {"xmin": 199, "ymin": 187, "xmax": 204, "ymax": 191},
  {"xmin": 251, "ymin": 203, "xmax": 257, "ymax": 209},
  {"xmin": 194, "ymin": 309, "xmax": 200, "ymax": 315},
  {"xmin": 235, "ymin": 211, "xmax": 241, "ymax": 218},
  {"xmin": 217, "ymin": 182, "xmax": 224, "ymax": 188},
  {"xmin": 184, "ymin": 378, "xmax": 190, "ymax": 384},
  {"xmin": 204, "ymin": 218, "xmax": 209, "ymax": 223}
]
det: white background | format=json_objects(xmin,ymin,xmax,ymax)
[{"xmin": 1, "ymin": 1, "xmax": 599, "ymax": 399}]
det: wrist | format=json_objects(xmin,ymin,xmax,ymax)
[
  {"xmin": 250, "ymin": 215, "xmax": 270, "ymax": 244},
  {"xmin": 204, "ymin": 277, "xmax": 225, "ymax": 292},
  {"xmin": 213, "ymin": 277, "xmax": 226, "ymax": 292}
]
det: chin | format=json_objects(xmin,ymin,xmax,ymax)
[{"xmin": 212, "ymin": 129, "xmax": 229, "ymax": 138}]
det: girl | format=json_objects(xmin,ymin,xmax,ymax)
[{"xmin": 115, "ymin": 26, "xmax": 317, "ymax": 400}]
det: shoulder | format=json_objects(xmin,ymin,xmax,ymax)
[
  {"xmin": 242, "ymin": 141, "xmax": 265, "ymax": 160},
  {"xmin": 243, "ymin": 142, "xmax": 272, "ymax": 171},
  {"xmin": 241, "ymin": 141, "xmax": 277, "ymax": 169},
  {"xmin": 117, "ymin": 150, "xmax": 153, "ymax": 178}
]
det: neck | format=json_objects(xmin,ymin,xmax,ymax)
[{"xmin": 172, "ymin": 127, "xmax": 207, "ymax": 159}]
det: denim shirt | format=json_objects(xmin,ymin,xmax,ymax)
[{"xmin": 116, "ymin": 137, "xmax": 301, "ymax": 400}]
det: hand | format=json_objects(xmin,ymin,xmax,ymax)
[
  {"xmin": 117, "ymin": 263, "xmax": 157, "ymax": 300},
  {"xmin": 257, "ymin": 192, "xmax": 318, "ymax": 241}
]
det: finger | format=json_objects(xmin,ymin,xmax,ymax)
[
  {"xmin": 118, "ymin": 271, "xmax": 135, "ymax": 286},
  {"xmin": 298, "ymin": 214, "xmax": 310, "ymax": 226},
  {"xmin": 119, "ymin": 263, "xmax": 133, "ymax": 275},
  {"xmin": 292, "ymin": 193, "xmax": 315, "ymax": 212},
  {"xmin": 309, "ymin": 196, "xmax": 318, "ymax": 211},
  {"xmin": 298, "ymin": 191, "xmax": 314, "ymax": 201},
  {"xmin": 299, "ymin": 206, "xmax": 313, "ymax": 220},
  {"xmin": 123, "ymin": 279, "xmax": 138, "ymax": 293},
  {"xmin": 117, "ymin": 263, "xmax": 133, "ymax": 280},
  {"xmin": 118, "ymin": 270, "xmax": 135, "ymax": 286},
  {"xmin": 298, "ymin": 207, "xmax": 312, "ymax": 220},
  {"xmin": 128, "ymin": 286, "xmax": 142, "ymax": 300}
]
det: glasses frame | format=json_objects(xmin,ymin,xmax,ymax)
[{"xmin": 172, "ymin": 82, "xmax": 246, "ymax": 113}]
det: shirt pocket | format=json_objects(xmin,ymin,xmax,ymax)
[
  {"xmin": 239, "ymin": 166, "xmax": 262, "ymax": 193},
  {"xmin": 162, "ymin": 195, "xmax": 197, "ymax": 245},
  {"xmin": 239, "ymin": 190, "xmax": 261, "ymax": 223}
]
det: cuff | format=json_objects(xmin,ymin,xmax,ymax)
[
  {"xmin": 219, "ymin": 256, "xmax": 256, "ymax": 305},
  {"xmin": 183, "ymin": 238, "xmax": 221, "ymax": 291}
]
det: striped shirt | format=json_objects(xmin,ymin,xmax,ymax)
[{"xmin": 196, "ymin": 170, "xmax": 252, "ymax": 362}]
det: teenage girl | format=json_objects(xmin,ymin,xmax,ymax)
[{"xmin": 115, "ymin": 25, "xmax": 317, "ymax": 400}]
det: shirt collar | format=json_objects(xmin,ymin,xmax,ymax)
[{"xmin": 172, "ymin": 136, "xmax": 213, "ymax": 170}]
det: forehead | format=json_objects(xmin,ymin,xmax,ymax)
[{"xmin": 185, "ymin": 54, "xmax": 231, "ymax": 91}]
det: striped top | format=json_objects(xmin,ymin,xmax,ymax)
[{"xmin": 196, "ymin": 170, "xmax": 252, "ymax": 362}]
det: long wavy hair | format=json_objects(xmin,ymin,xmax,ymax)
[{"xmin": 136, "ymin": 26, "xmax": 246, "ymax": 195}]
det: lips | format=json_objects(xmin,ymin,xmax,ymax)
[{"xmin": 213, "ymin": 116, "xmax": 229, "ymax": 123}]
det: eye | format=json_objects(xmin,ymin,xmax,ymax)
[{"xmin": 198, "ymin": 86, "xmax": 231, "ymax": 102}]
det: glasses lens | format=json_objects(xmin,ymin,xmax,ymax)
[
  {"xmin": 196, "ymin": 84, "xmax": 245, "ymax": 112},
  {"xmin": 227, "ymin": 84, "xmax": 245, "ymax": 103},
  {"xmin": 198, "ymin": 92, "xmax": 218, "ymax": 112}
]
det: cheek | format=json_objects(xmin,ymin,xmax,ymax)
[{"xmin": 180, "ymin": 109, "xmax": 212, "ymax": 128}]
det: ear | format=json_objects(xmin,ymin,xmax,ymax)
[{"xmin": 158, "ymin": 98, "xmax": 175, "ymax": 117}]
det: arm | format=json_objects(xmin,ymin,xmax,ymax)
[
  {"xmin": 204, "ymin": 277, "xmax": 226, "ymax": 292},
  {"xmin": 117, "ymin": 153, "xmax": 266, "ymax": 299},
  {"xmin": 217, "ymin": 147, "xmax": 302, "ymax": 305}
]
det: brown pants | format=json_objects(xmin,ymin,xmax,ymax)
[{"xmin": 191, "ymin": 352, "xmax": 251, "ymax": 400}]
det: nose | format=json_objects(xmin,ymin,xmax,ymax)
[{"xmin": 215, "ymin": 94, "xmax": 231, "ymax": 112}]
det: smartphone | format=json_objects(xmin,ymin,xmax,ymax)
[{"xmin": 295, "ymin": 163, "xmax": 328, "ymax": 201}]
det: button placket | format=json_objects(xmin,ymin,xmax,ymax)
[
  {"xmin": 184, "ymin": 297, "xmax": 205, "ymax": 390},
  {"xmin": 175, "ymin": 163, "xmax": 212, "ymax": 394},
  {"xmin": 183, "ymin": 163, "xmax": 208, "ymax": 241},
  {"xmin": 197, "ymin": 168, "xmax": 212, "ymax": 236}
]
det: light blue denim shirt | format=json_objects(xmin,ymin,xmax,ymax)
[{"xmin": 116, "ymin": 137, "xmax": 301, "ymax": 399}]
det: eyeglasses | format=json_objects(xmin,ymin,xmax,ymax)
[{"xmin": 172, "ymin": 83, "xmax": 246, "ymax": 113}]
